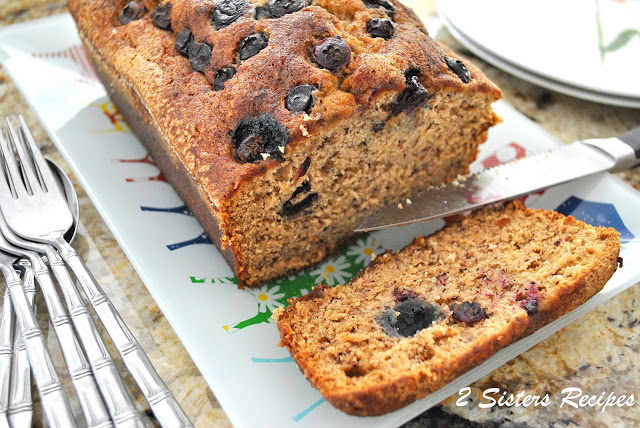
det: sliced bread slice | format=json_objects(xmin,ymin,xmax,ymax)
[{"xmin": 273, "ymin": 201, "xmax": 621, "ymax": 416}]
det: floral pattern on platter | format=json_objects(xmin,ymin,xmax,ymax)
[
  {"xmin": 346, "ymin": 235, "xmax": 385, "ymax": 267},
  {"xmin": 310, "ymin": 255, "xmax": 352, "ymax": 286},
  {"xmin": 192, "ymin": 235, "xmax": 385, "ymax": 332},
  {"xmin": 245, "ymin": 284, "xmax": 286, "ymax": 314},
  {"xmin": 596, "ymin": 0, "xmax": 640, "ymax": 62}
]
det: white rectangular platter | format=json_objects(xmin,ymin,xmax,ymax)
[{"xmin": 1, "ymin": 13, "xmax": 639, "ymax": 428}]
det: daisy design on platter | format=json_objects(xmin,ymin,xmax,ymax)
[
  {"xmin": 346, "ymin": 235, "xmax": 384, "ymax": 267},
  {"xmin": 246, "ymin": 284, "xmax": 286, "ymax": 314},
  {"xmin": 311, "ymin": 255, "xmax": 351, "ymax": 286}
]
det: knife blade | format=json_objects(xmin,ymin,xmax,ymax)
[{"xmin": 356, "ymin": 126, "xmax": 640, "ymax": 232}]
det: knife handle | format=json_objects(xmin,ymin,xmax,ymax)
[
  {"xmin": 619, "ymin": 126, "xmax": 640, "ymax": 160},
  {"xmin": 581, "ymin": 126, "xmax": 640, "ymax": 172}
]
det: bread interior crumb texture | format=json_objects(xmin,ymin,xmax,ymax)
[{"xmin": 228, "ymin": 90, "xmax": 496, "ymax": 283}]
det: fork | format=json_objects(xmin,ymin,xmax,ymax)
[
  {"xmin": 0, "ymin": 195, "xmax": 143, "ymax": 427},
  {"xmin": 0, "ymin": 259, "xmax": 35, "ymax": 428},
  {"xmin": 0, "ymin": 220, "xmax": 112, "ymax": 428},
  {"xmin": 0, "ymin": 117, "xmax": 193, "ymax": 426},
  {"xmin": 8, "ymin": 260, "xmax": 34, "ymax": 428}
]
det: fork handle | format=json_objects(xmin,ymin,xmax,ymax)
[
  {"xmin": 0, "ymin": 288, "xmax": 15, "ymax": 424},
  {"xmin": 46, "ymin": 252, "xmax": 144, "ymax": 428},
  {"xmin": 0, "ymin": 265, "xmax": 76, "ymax": 428},
  {"xmin": 8, "ymin": 264, "xmax": 34, "ymax": 428},
  {"xmin": 55, "ymin": 240, "xmax": 193, "ymax": 427},
  {"xmin": 32, "ymin": 265, "xmax": 113, "ymax": 428}
]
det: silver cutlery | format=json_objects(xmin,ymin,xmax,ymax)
[
  {"xmin": 0, "ymin": 248, "xmax": 76, "ymax": 427},
  {"xmin": 0, "ymin": 115, "xmax": 192, "ymax": 426},
  {"xmin": 4, "ymin": 160, "xmax": 87, "ymax": 428},
  {"xmin": 7, "ymin": 260, "xmax": 34, "ymax": 428},
  {"xmin": 0, "ymin": 286, "xmax": 15, "ymax": 428},
  {"xmin": 0, "ymin": 139, "xmax": 115, "ymax": 427},
  {"xmin": 0, "ymin": 217, "xmax": 112, "ymax": 428},
  {"xmin": 0, "ymin": 259, "xmax": 34, "ymax": 428},
  {"xmin": 0, "ymin": 156, "xmax": 143, "ymax": 427}
]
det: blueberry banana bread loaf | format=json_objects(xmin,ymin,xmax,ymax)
[
  {"xmin": 273, "ymin": 202, "xmax": 621, "ymax": 415},
  {"xmin": 67, "ymin": 0, "xmax": 502, "ymax": 285}
]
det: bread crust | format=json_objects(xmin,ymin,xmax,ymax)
[
  {"xmin": 80, "ymin": 33, "xmax": 242, "ymax": 272},
  {"xmin": 68, "ymin": 0, "xmax": 499, "ymax": 199}
]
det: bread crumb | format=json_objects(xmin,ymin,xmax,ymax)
[
  {"xmin": 260, "ymin": 153, "xmax": 269, "ymax": 160},
  {"xmin": 300, "ymin": 124, "xmax": 310, "ymax": 137},
  {"xmin": 406, "ymin": 198, "xmax": 412, "ymax": 205},
  {"xmin": 451, "ymin": 174, "xmax": 470, "ymax": 187},
  {"xmin": 398, "ymin": 203, "xmax": 403, "ymax": 209},
  {"xmin": 303, "ymin": 113, "xmax": 312, "ymax": 122},
  {"xmin": 278, "ymin": 146, "xmax": 286, "ymax": 154}
]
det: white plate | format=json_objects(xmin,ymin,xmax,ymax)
[
  {"xmin": 439, "ymin": 11, "xmax": 640, "ymax": 109},
  {"xmin": 438, "ymin": 0, "xmax": 640, "ymax": 104},
  {"xmin": 2, "ymin": 14, "xmax": 640, "ymax": 428}
]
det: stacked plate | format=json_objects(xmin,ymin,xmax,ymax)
[{"xmin": 438, "ymin": 0, "xmax": 640, "ymax": 108}]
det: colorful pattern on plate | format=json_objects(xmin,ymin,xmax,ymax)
[
  {"xmin": 596, "ymin": 0, "xmax": 640, "ymax": 62},
  {"xmin": 556, "ymin": 196, "xmax": 635, "ymax": 242},
  {"xmin": 191, "ymin": 235, "xmax": 385, "ymax": 332}
]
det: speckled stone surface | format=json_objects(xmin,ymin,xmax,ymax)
[{"xmin": 0, "ymin": 1, "xmax": 639, "ymax": 426}]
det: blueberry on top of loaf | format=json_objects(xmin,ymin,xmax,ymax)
[{"xmin": 69, "ymin": 0, "xmax": 500, "ymax": 201}]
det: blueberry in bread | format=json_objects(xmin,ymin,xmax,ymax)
[
  {"xmin": 273, "ymin": 202, "xmax": 621, "ymax": 415},
  {"xmin": 68, "ymin": 0, "xmax": 502, "ymax": 286}
]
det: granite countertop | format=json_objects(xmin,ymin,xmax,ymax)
[{"xmin": 1, "ymin": 1, "xmax": 639, "ymax": 427}]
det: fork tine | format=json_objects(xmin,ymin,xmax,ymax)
[
  {"xmin": 18, "ymin": 116, "xmax": 60, "ymax": 194},
  {"xmin": 0, "ymin": 124, "xmax": 27, "ymax": 198},
  {"xmin": 0, "ymin": 132, "xmax": 12, "ymax": 197},
  {"xmin": 5, "ymin": 117, "xmax": 41, "ymax": 195}
]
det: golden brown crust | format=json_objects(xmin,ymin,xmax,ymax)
[
  {"xmin": 274, "ymin": 202, "xmax": 621, "ymax": 416},
  {"xmin": 68, "ymin": 0, "xmax": 500, "ymax": 201},
  {"xmin": 68, "ymin": 0, "xmax": 502, "ymax": 285},
  {"xmin": 81, "ymin": 34, "xmax": 241, "ymax": 271}
]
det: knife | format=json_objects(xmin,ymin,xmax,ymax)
[{"xmin": 355, "ymin": 126, "xmax": 640, "ymax": 232}]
